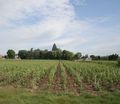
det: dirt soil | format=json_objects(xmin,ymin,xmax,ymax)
[
  {"xmin": 36, "ymin": 71, "xmax": 50, "ymax": 90},
  {"xmin": 51, "ymin": 63, "xmax": 64, "ymax": 93},
  {"xmin": 65, "ymin": 68, "xmax": 80, "ymax": 96}
]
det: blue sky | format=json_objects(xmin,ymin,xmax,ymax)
[{"xmin": 0, "ymin": 0, "xmax": 120, "ymax": 55}]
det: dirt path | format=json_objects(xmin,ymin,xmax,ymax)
[
  {"xmin": 65, "ymin": 68, "xmax": 80, "ymax": 95},
  {"xmin": 36, "ymin": 71, "xmax": 50, "ymax": 90},
  {"xmin": 51, "ymin": 63, "xmax": 64, "ymax": 93},
  {"xmin": 36, "ymin": 62, "xmax": 81, "ymax": 95}
]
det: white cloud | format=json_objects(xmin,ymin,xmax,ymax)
[
  {"xmin": 0, "ymin": 0, "xmax": 120, "ymax": 55},
  {"xmin": 0, "ymin": 0, "xmax": 74, "ymax": 27},
  {"xmin": 0, "ymin": 0, "xmax": 89, "ymax": 54}
]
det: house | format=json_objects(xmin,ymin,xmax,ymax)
[
  {"xmin": 85, "ymin": 57, "xmax": 92, "ymax": 61},
  {"xmin": 75, "ymin": 55, "xmax": 92, "ymax": 62},
  {"xmin": 15, "ymin": 54, "xmax": 21, "ymax": 60}
]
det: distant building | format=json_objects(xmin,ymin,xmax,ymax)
[
  {"xmin": 15, "ymin": 54, "xmax": 21, "ymax": 60},
  {"xmin": 85, "ymin": 57, "xmax": 92, "ymax": 61}
]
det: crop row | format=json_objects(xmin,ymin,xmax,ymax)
[
  {"xmin": 0, "ymin": 60, "xmax": 58, "ymax": 88},
  {"xmin": 0, "ymin": 60, "xmax": 120, "ymax": 94},
  {"xmin": 63, "ymin": 61, "xmax": 120, "ymax": 91}
]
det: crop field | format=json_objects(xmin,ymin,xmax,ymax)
[{"xmin": 0, "ymin": 60, "xmax": 120, "ymax": 104}]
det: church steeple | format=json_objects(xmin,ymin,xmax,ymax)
[{"xmin": 52, "ymin": 43, "xmax": 58, "ymax": 51}]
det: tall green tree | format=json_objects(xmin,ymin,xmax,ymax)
[
  {"xmin": 27, "ymin": 48, "xmax": 34, "ymax": 59},
  {"xmin": 74, "ymin": 52, "xmax": 82, "ymax": 59},
  {"xmin": 62, "ymin": 50, "xmax": 74, "ymax": 60},
  {"xmin": 108, "ymin": 54, "xmax": 119, "ymax": 60},
  {"xmin": 18, "ymin": 50, "xmax": 28, "ymax": 59},
  {"xmin": 33, "ymin": 49, "xmax": 40, "ymax": 59},
  {"xmin": 7, "ymin": 49, "xmax": 15, "ymax": 59}
]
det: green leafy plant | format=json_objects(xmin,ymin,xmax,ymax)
[{"xmin": 118, "ymin": 60, "xmax": 120, "ymax": 66}]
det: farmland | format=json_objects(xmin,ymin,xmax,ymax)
[{"xmin": 0, "ymin": 60, "xmax": 120, "ymax": 104}]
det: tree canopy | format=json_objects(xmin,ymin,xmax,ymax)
[
  {"xmin": 5, "ymin": 44, "xmax": 119, "ymax": 61},
  {"xmin": 18, "ymin": 49, "xmax": 75, "ymax": 60},
  {"xmin": 7, "ymin": 49, "xmax": 15, "ymax": 59}
]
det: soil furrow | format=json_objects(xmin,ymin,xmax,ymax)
[
  {"xmin": 65, "ymin": 68, "xmax": 80, "ymax": 95},
  {"xmin": 36, "ymin": 71, "xmax": 50, "ymax": 90},
  {"xmin": 51, "ymin": 63, "xmax": 64, "ymax": 93}
]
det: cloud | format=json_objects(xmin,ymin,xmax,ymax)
[
  {"xmin": 0, "ymin": 0, "xmax": 74, "ymax": 26},
  {"xmin": 0, "ymin": 0, "xmax": 89, "ymax": 53},
  {"xmin": 0, "ymin": 0, "xmax": 120, "ymax": 55}
]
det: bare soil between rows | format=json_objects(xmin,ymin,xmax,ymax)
[
  {"xmin": 65, "ymin": 68, "xmax": 80, "ymax": 95},
  {"xmin": 36, "ymin": 62, "xmax": 81, "ymax": 95},
  {"xmin": 0, "ymin": 63, "xmax": 89, "ymax": 95},
  {"xmin": 50, "ymin": 63, "xmax": 64, "ymax": 93}
]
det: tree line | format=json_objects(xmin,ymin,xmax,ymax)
[
  {"xmin": 90, "ymin": 54, "xmax": 119, "ymax": 61},
  {"xmin": 5, "ymin": 43, "xmax": 119, "ymax": 61},
  {"xmin": 6, "ymin": 44, "xmax": 82, "ymax": 60}
]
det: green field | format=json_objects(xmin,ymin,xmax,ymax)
[{"xmin": 0, "ymin": 60, "xmax": 120, "ymax": 104}]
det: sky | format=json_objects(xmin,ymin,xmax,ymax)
[{"xmin": 0, "ymin": 0, "xmax": 120, "ymax": 55}]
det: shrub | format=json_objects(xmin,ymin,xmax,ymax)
[{"xmin": 118, "ymin": 60, "xmax": 120, "ymax": 66}]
